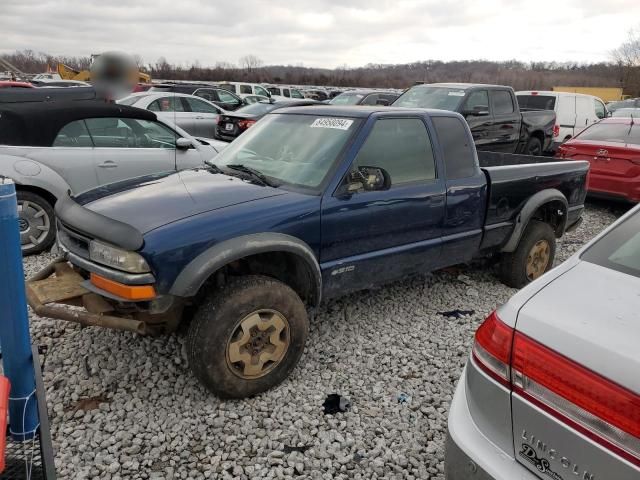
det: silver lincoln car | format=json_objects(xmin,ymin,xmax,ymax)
[{"xmin": 446, "ymin": 203, "xmax": 640, "ymax": 480}]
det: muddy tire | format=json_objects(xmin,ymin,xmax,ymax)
[
  {"xmin": 524, "ymin": 136, "xmax": 542, "ymax": 156},
  {"xmin": 499, "ymin": 220, "xmax": 556, "ymax": 288},
  {"xmin": 187, "ymin": 275, "xmax": 309, "ymax": 399},
  {"xmin": 17, "ymin": 191, "xmax": 56, "ymax": 256}
]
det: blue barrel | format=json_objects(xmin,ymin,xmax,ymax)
[{"xmin": 0, "ymin": 180, "xmax": 39, "ymax": 440}]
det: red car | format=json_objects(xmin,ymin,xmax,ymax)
[
  {"xmin": 557, "ymin": 117, "xmax": 640, "ymax": 202},
  {"xmin": 0, "ymin": 81, "xmax": 34, "ymax": 88}
]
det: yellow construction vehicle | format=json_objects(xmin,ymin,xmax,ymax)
[{"xmin": 57, "ymin": 59, "xmax": 151, "ymax": 84}]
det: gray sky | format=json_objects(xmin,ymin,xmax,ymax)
[{"xmin": 2, "ymin": 0, "xmax": 639, "ymax": 68}]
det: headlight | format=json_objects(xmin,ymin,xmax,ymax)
[{"xmin": 89, "ymin": 240, "xmax": 150, "ymax": 273}]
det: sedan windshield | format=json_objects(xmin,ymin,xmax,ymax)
[
  {"xmin": 213, "ymin": 113, "xmax": 360, "ymax": 189},
  {"xmin": 582, "ymin": 208, "xmax": 640, "ymax": 278},
  {"xmin": 577, "ymin": 122, "xmax": 640, "ymax": 145},
  {"xmin": 330, "ymin": 92, "xmax": 365, "ymax": 105},
  {"xmin": 394, "ymin": 86, "xmax": 466, "ymax": 110}
]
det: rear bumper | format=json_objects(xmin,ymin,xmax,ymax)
[{"xmin": 445, "ymin": 368, "xmax": 538, "ymax": 480}]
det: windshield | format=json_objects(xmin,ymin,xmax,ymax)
[
  {"xmin": 330, "ymin": 92, "xmax": 365, "ymax": 105},
  {"xmin": 517, "ymin": 95, "xmax": 556, "ymax": 110},
  {"xmin": 577, "ymin": 122, "xmax": 640, "ymax": 145},
  {"xmin": 582, "ymin": 209, "xmax": 640, "ymax": 278},
  {"xmin": 213, "ymin": 113, "xmax": 360, "ymax": 189},
  {"xmin": 612, "ymin": 108, "xmax": 640, "ymax": 118},
  {"xmin": 394, "ymin": 86, "xmax": 466, "ymax": 110},
  {"xmin": 236, "ymin": 101, "xmax": 279, "ymax": 116}
]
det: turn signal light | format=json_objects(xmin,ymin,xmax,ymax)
[{"xmin": 90, "ymin": 273, "xmax": 156, "ymax": 301}]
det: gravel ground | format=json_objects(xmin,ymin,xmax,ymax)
[{"xmin": 13, "ymin": 201, "xmax": 628, "ymax": 479}]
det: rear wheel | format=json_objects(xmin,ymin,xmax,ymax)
[
  {"xmin": 17, "ymin": 191, "xmax": 56, "ymax": 256},
  {"xmin": 524, "ymin": 136, "xmax": 542, "ymax": 156},
  {"xmin": 499, "ymin": 220, "xmax": 556, "ymax": 288},
  {"xmin": 187, "ymin": 275, "xmax": 309, "ymax": 399}
]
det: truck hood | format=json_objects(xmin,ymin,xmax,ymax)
[
  {"xmin": 516, "ymin": 260, "xmax": 640, "ymax": 394},
  {"xmin": 78, "ymin": 168, "xmax": 287, "ymax": 234}
]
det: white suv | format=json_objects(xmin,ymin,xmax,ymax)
[
  {"xmin": 516, "ymin": 91, "xmax": 607, "ymax": 150},
  {"xmin": 217, "ymin": 82, "xmax": 272, "ymax": 99}
]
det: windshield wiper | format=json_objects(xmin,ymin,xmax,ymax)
[
  {"xmin": 204, "ymin": 160, "xmax": 224, "ymax": 174},
  {"xmin": 226, "ymin": 164, "xmax": 277, "ymax": 187}
]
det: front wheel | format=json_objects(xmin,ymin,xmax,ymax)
[
  {"xmin": 187, "ymin": 275, "xmax": 309, "ymax": 399},
  {"xmin": 499, "ymin": 220, "xmax": 556, "ymax": 288},
  {"xmin": 17, "ymin": 191, "xmax": 56, "ymax": 256}
]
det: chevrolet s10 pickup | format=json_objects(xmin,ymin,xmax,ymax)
[{"xmin": 27, "ymin": 106, "xmax": 589, "ymax": 398}]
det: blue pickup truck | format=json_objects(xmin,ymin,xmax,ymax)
[{"xmin": 27, "ymin": 106, "xmax": 589, "ymax": 398}]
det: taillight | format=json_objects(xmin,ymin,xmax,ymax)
[
  {"xmin": 553, "ymin": 124, "xmax": 560, "ymax": 137},
  {"xmin": 238, "ymin": 120, "xmax": 256, "ymax": 130},
  {"xmin": 473, "ymin": 310, "xmax": 640, "ymax": 466},
  {"xmin": 472, "ymin": 311, "xmax": 514, "ymax": 387},
  {"xmin": 512, "ymin": 333, "xmax": 640, "ymax": 466}
]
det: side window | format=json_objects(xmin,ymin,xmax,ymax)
[
  {"xmin": 217, "ymin": 90, "xmax": 238, "ymax": 103},
  {"xmin": 291, "ymin": 89, "xmax": 304, "ymax": 99},
  {"xmin": 351, "ymin": 118, "xmax": 436, "ymax": 187},
  {"xmin": 594, "ymin": 100, "xmax": 606, "ymax": 119},
  {"xmin": 283, "ymin": 89, "xmax": 291, "ymax": 98},
  {"xmin": 254, "ymin": 86, "xmax": 269, "ymax": 97},
  {"xmin": 53, "ymin": 120, "xmax": 93, "ymax": 147},
  {"xmin": 491, "ymin": 90, "xmax": 515, "ymax": 115},
  {"xmin": 194, "ymin": 89, "xmax": 216, "ymax": 102},
  {"xmin": 85, "ymin": 118, "xmax": 176, "ymax": 149},
  {"xmin": 462, "ymin": 90, "xmax": 489, "ymax": 113},
  {"xmin": 432, "ymin": 116, "xmax": 476, "ymax": 179},
  {"xmin": 361, "ymin": 94, "xmax": 380, "ymax": 106},
  {"xmin": 240, "ymin": 85, "xmax": 252, "ymax": 94},
  {"xmin": 185, "ymin": 97, "xmax": 219, "ymax": 114},
  {"xmin": 148, "ymin": 96, "xmax": 185, "ymax": 112}
]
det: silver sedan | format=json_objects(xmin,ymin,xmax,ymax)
[
  {"xmin": 446, "ymin": 204, "xmax": 640, "ymax": 479},
  {"xmin": 119, "ymin": 92, "xmax": 227, "ymax": 139}
]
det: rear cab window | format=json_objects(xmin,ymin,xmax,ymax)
[
  {"xmin": 432, "ymin": 116, "xmax": 477, "ymax": 179},
  {"xmin": 517, "ymin": 95, "xmax": 557, "ymax": 110},
  {"xmin": 582, "ymin": 210, "xmax": 640, "ymax": 278}
]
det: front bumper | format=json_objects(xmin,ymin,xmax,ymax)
[
  {"xmin": 445, "ymin": 368, "xmax": 537, "ymax": 480},
  {"xmin": 26, "ymin": 257, "xmax": 182, "ymax": 335}
]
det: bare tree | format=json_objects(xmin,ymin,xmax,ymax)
[
  {"xmin": 611, "ymin": 27, "xmax": 640, "ymax": 96},
  {"xmin": 239, "ymin": 54, "xmax": 263, "ymax": 75}
]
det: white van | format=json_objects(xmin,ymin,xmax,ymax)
[
  {"xmin": 217, "ymin": 82, "xmax": 271, "ymax": 99},
  {"xmin": 264, "ymin": 85, "xmax": 305, "ymax": 99},
  {"xmin": 516, "ymin": 91, "xmax": 607, "ymax": 150}
]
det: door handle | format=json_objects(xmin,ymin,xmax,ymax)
[{"xmin": 98, "ymin": 161, "xmax": 117, "ymax": 168}]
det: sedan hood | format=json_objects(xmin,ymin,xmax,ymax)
[
  {"xmin": 78, "ymin": 168, "xmax": 286, "ymax": 234},
  {"xmin": 516, "ymin": 260, "xmax": 640, "ymax": 393}
]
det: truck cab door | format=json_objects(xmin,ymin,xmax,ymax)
[
  {"xmin": 461, "ymin": 90, "xmax": 493, "ymax": 149},
  {"xmin": 488, "ymin": 90, "xmax": 520, "ymax": 152},
  {"xmin": 320, "ymin": 116, "xmax": 445, "ymax": 297}
]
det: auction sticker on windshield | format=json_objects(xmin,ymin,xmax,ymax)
[
  {"xmin": 311, "ymin": 118, "xmax": 354, "ymax": 130},
  {"xmin": 448, "ymin": 91, "xmax": 465, "ymax": 96}
]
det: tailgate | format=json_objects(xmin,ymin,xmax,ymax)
[{"xmin": 512, "ymin": 261, "xmax": 640, "ymax": 479}]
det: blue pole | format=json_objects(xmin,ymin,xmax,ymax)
[{"xmin": 0, "ymin": 179, "xmax": 39, "ymax": 441}]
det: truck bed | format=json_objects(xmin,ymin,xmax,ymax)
[{"xmin": 477, "ymin": 151, "xmax": 590, "ymax": 251}]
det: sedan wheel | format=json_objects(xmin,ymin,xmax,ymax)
[{"xmin": 17, "ymin": 191, "xmax": 56, "ymax": 255}]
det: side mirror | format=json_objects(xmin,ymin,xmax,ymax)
[
  {"xmin": 376, "ymin": 99, "xmax": 390, "ymax": 106},
  {"xmin": 176, "ymin": 138, "xmax": 194, "ymax": 150},
  {"xmin": 346, "ymin": 166, "xmax": 391, "ymax": 193}
]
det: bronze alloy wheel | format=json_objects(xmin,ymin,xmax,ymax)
[
  {"xmin": 225, "ymin": 309, "xmax": 290, "ymax": 379},
  {"xmin": 526, "ymin": 239, "xmax": 551, "ymax": 280}
]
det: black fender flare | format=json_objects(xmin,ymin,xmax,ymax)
[
  {"xmin": 169, "ymin": 233, "xmax": 322, "ymax": 305},
  {"xmin": 501, "ymin": 189, "xmax": 568, "ymax": 253}
]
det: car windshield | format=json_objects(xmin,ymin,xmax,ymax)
[
  {"xmin": 582, "ymin": 208, "xmax": 640, "ymax": 278},
  {"xmin": 612, "ymin": 108, "xmax": 640, "ymax": 118},
  {"xmin": 577, "ymin": 122, "xmax": 640, "ymax": 145},
  {"xmin": 517, "ymin": 95, "xmax": 556, "ymax": 110},
  {"xmin": 394, "ymin": 86, "xmax": 466, "ymax": 110},
  {"xmin": 236, "ymin": 102, "xmax": 279, "ymax": 116},
  {"xmin": 213, "ymin": 113, "xmax": 360, "ymax": 189},
  {"xmin": 330, "ymin": 92, "xmax": 365, "ymax": 105},
  {"xmin": 119, "ymin": 95, "xmax": 148, "ymax": 106}
]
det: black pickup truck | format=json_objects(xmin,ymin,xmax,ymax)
[
  {"xmin": 394, "ymin": 83, "xmax": 556, "ymax": 155},
  {"xmin": 28, "ymin": 106, "xmax": 588, "ymax": 398}
]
